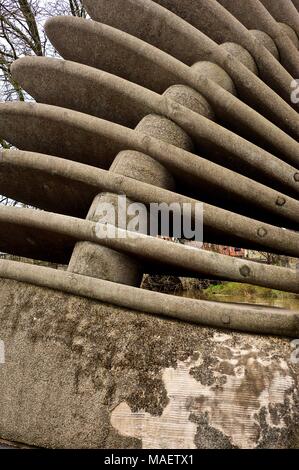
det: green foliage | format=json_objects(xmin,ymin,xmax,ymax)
[{"xmin": 202, "ymin": 282, "xmax": 298, "ymax": 299}]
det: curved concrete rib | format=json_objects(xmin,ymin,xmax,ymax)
[
  {"xmin": 260, "ymin": 0, "xmax": 299, "ymax": 38},
  {"xmin": 45, "ymin": 16, "xmax": 299, "ymax": 165},
  {"xmin": 1, "ymin": 152, "xmax": 299, "ymax": 257},
  {"xmin": 218, "ymin": 0, "xmax": 299, "ymax": 78},
  {"xmin": 0, "ymin": 208, "xmax": 74, "ymax": 264},
  {"xmin": 1, "ymin": 110, "xmax": 299, "ymax": 230},
  {"xmin": 80, "ymin": 1, "xmax": 299, "ymax": 135},
  {"xmin": 150, "ymin": 0, "xmax": 295, "ymax": 103},
  {"xmin": 11, "ymin": 57, "xmax": 166, "ymax": 128},
  {"xmin": 11, "ymin": 57, "xmax": 299, "ymax": 194},
  {"xmin": 0, "ymin": 259, "xmax": 298, "ymax": 337},
  {"xmin": 1, "ymin": 205, "xmax": 298, "ymax": 294},
  {"xmin": 0, "ymin": 102, "xmax": 132, "ymax": 170},
  {"xmin": 0, "ymin": 150, "xmax": 95, "ymax": 217}
]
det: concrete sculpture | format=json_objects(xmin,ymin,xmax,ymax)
[{"xmin": 0, "ymin": 0, "xmax": 298, "ymax": 449}]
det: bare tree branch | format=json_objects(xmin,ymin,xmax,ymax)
[
  {"xmin": 18, "ymin": 0, "xmax": 43, "ymax": 55},
  {"xmin": 0, "ymin": 0, "xmax": 87, "ymax": 207}
]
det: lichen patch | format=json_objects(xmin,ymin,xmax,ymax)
[{"xmin": 111, "ymin": 335, "xmax": 296, "ymax": 449}]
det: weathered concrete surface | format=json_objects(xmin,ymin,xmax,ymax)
[
  {"xmin": 0, "ymin": 150, "xmax": 97, "ymax": 218},
  {"xmin": 219, "ymin": 42, "xmax": 258, "ymax": 75},
  {"xmin": 250, "ymin": 30, "xmax": 279, "ymax": 59},
  {"xmin": 11, "ymin": 58, "xmax": 299, "ymax": 195},
  {"xmin": 2, "ymin": 144, "xmax": 299, "ymax": 230},
  {"xmin": 67, "ymin": 68, "xmax": 202, "ymax": 283},
  {"xmin": 1, "ymin": 259, "xmax": 298, "ymax": 339},
  {"xmin": 0, "ymin": 206, "xmax": 75, "ymax": 264},
  {"xmin": 260, "ymin": 0, "xmax": 299, "ymax": 39},
  {"xmin": 2, "ymin": 150, "xmax": 299, "ymax": 259},
  {"xmin": 218, "ymin": 0, "xmax": 299, "ymax": 78},
  {"xmin": 278, "ymin": 23, "xmax": 299, "ymax": 49},
  {"xmin": 2, "ymin": 186, "xmax": 299, "ymax": 266},
  {"xmin": 2, "ymin": 114, "xmax": 299, "ymax": 233},
  {"xmin": 0, "ymin": 279, "xmax": 298, "ymax": 449},
  {"xmin": 45, "ymin": 16, "xmax": 299, "ymax": 150},
  {"xmin": 0, "ymin": 0, "xmax": 298, "ymax": 450},
  {"xmin": 190, "ymin": 62, "xmax": 236, "ymax": 95},
  {"xmin": 68, "ymin": 111, "xmax": 181, "ymax": 283},
  {"xmin": 82, "ymin": 0, "xmax": 299, "ymax": 131},
  {"xmin": 2, "ymin": 207, "xmax": 299, "ymax": 294},
  {"xmin": 152, "ymin": 0, "xmax": 296, "ymax": 92}
]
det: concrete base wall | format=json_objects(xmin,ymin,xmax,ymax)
[{"xmin": 0, "ymin": 279, "xmax": 298, "ymax": 449}]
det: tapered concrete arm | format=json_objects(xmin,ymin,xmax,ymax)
[
  {"xmin": 0, "ymin": 205, "xmax": 298, "ymax": 294},
  {"xmin": 0, "ymin": 259, "xmax": 298, "ymax": 337}
]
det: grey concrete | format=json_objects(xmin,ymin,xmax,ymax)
[
  {"xmin": 0, "ymin": 206, "xmax": 299, "ymax": 294},
  {"xmin": 2, "ymin": 103, "xmax": 299, "ymax": 221},
  {"xmin": 0, "ymin": 261, "xmax": 299, "ymax": 337},
  {"xmin": 152, "ymin": 0, "xmax": 298, "ymax": 90},
  {"xmin": 0, "ymin": 150, "xmax": 97, "ymax": 218},
  {"xmin": 218, "ymin": 0, "xmax": 299, "ymax": 78},
  {"xmin": 82, "ymin": 0, "xmax": 299, "ymax": 122},
  {"xmin": 41, "ymin": 26, "xmax": 299, "ymax": 340},
  {"xmin": 45, "ymin": 16, "xmax": 299, "ymax": 149},
  {"xmin": 0, "ymin": 277, "xmax": 298, "ymax": 448},
  {"xmin": 278, "ymin": 23, "xmax": 299, "ymax": 49},
  {"xmin": 219, "ymin": 42, "xmax": 259, "ymax": 75},
  {"xmin": 3, "ymin": 152, "xmax": 299, "ymax": 256},
  {"xmin": 250, "ymin": 29, "xmax": 279, "ymax": 60},
  {"xmin": 0, "ymin": 0, "xmax": 299, "ymax": 450},
  {"xmin": 0, "ymin": 439, "xmax": 32, "ymax": 449},
  {"xmin": 68, "ymin": 113, "xmax": 181, "ymax": 283},
  {"xmin": 190, "ymin": 62, "xmax": 236, "ymax": 95},
  {"xmin": 67, "ymin": 62, "xmax": 234, "ymax": 284},
  {"xmin": 260, "ymin": 0, "xmax": 299, "ymax": 39},
  {"xmin": 0, "ymin": 102, "xmax": 127, "ymax": 170},
  {"xmin": 0, "ymin": 123, "xmax": 291, "ymax": 214},
  {"xmin": 11, "ymin": 58, "xmax": 299, "ymax": 195},
  {"xmin": 292, "ymin": 0, "xmax": 299, "ymax": 13},
  {"xmin": 0, "ymin": 206, "xmax": 75, "ymax": 264}
]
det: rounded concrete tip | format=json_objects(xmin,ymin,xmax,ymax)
[
  {"xmin": 45, "ymin": 15, "xmax": 84, "ymax": 38},
  {"xmin": 44, "ymin": 16, "xmax": 89, "ymax": 56},
  {"xmin": 10, "ymin": 57, "xmax": 31, "ymax": 84}
]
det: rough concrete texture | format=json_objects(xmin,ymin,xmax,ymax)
[
  {"xmin": 260, "ymin": 0, "xmax": 299, "ymax": 39},
  {"xmin": 85, "ymin": 0, "xmax": 296, "ymax": 103},
  {"xmin": 1, "ymin": 210, "xmax": 299, "ymax": 297},
  {"xmin": 68, "ymin": 100, "xmax": 192, "ymax": 283},
  {"xmin": 163, "ymin": 84, "xmax": 216, "ymax": 119},
  {"xmin": 278, "ymin": 23, "xmax": 299, "ymax": 49},
  {"xmin": 249, "ymin": 30, "xmax": 279, "ymax": 60},
  {"xmin": 218, "ymin": 0, "xmax": 299, "ymax": 78},
  {"xmin": 0, "ymin": 0, "xmax": 298, "ymax": 450},
  {"xmin": 219, "ymin": 42, "xmax": 259, "ymax": 75},
  {"xmin": 2, "ymin": 156, "xmax": 299, "ymax": 263},
  {"xmin": 190, "ymin": 61, "xmax": 236, "ymax": 95},
  {"xmin": 11, "ymin": 58, "xmax": 299, "ymax": 190},
  {"xmin": 0, "ymin": 279, "xmax": 298, "ymax": 449},
  {"xmin": 44, "ymin": 15, "xmax": 299, "ymax": 143}
]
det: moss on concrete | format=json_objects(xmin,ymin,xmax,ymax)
[
  {"xmin": 203, "ymin": 282, "xmax": 299, "ymax": 299},
  {"xmin": 0, "ymin": 279, "xmax": 298, "ymax": 449}
]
